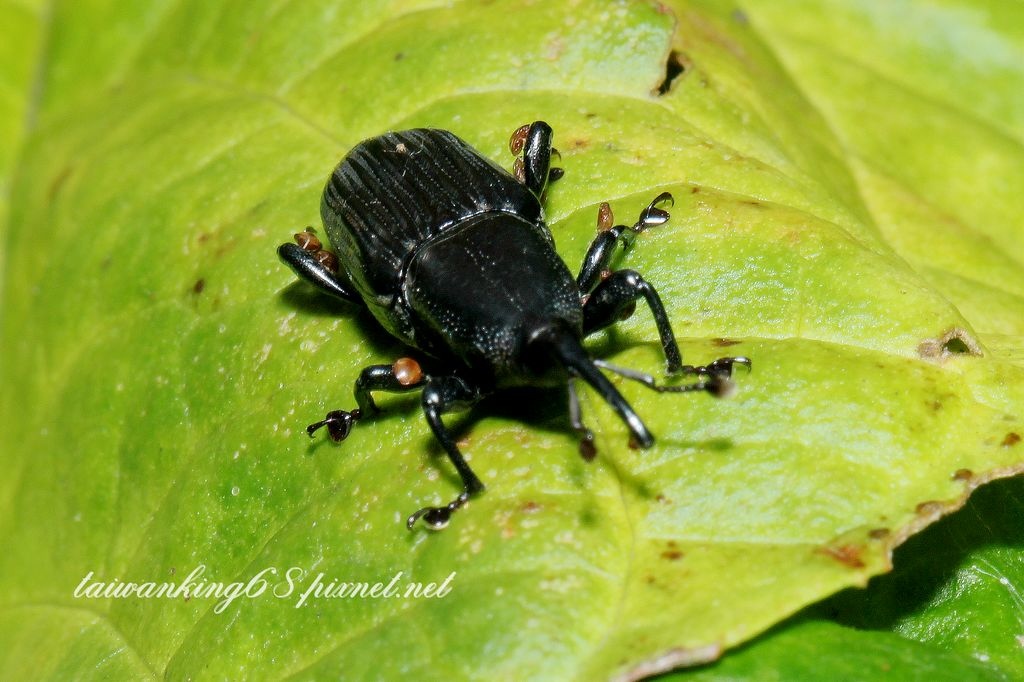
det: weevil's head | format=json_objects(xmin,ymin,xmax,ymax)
[{"xmin": 523, "ymin": 321, "xmax": 655, "ymax": 449}]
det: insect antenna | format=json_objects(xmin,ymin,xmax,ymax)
[
  {"xmin": 544, "ymin": 325, "xmax": 654, "ymax": 448},
  {"xmin": 567, "ymin": 375, "xmax": 597, "ymax": 460}
]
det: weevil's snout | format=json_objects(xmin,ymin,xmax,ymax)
[
  {"xmin": 541, "ymin": 324, "xmax": 656, "ymax": 452},
  {"xmin": 519, "ymin": 320, "xmax": 582, "ymax": 384}
]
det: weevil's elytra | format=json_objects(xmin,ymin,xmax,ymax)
[{"xmin": 278, "ymin": 121, "xmax": 750, "ymax": 531}]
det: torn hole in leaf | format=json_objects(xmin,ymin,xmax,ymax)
[
  {"xmin": 655, "ymin": 50, "xmax": 687, "ymax": 96},
  {"xmin": 917, "ymin": 327, "xmax": 982, "ymax": 362}
]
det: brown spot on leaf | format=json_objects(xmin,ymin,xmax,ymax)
[
  {"xmin": 952, "ymin": 468, "xmax": 973, "ymax": 481},
  {"xmin": 192, "ymin": 278, "xmax": 205, "ymax": 295},
  {"xmin": 655, "ymin": 494, "xmax": 672, "ymax": 505},
  {"xmin": 521, "ymin": 500, "xmax": 541, "ymax": 513},
  {"xmin": 49, "ymin": 165, "xmax": 73, "ymax": 201},
  {"xmin": 868, "ymin": 528, "xmax": 890, "ymax": 540},
  {"xmin": 1002, "ymin": 432, "xmax": 1021, "ymax": 447},
  {"xmin": 712, "ymin": 338, "xmax": 741, "ymax": 347},
  {"xmin": 661, "ymin": 549, "xmax": 684, "ymax": 561},
  {"xmin": 819, "ymin": 544, "xmax": 865, "ymax": 569},
  {"xmin": 915, "ymin": 500, "xmax": 944, "ymax": 516}
]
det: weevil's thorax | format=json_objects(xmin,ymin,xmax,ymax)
[{"xmin": 403, "ymin": 212, "xmax": 583, "ymax": 388}]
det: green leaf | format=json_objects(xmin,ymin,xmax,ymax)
[
  {"xmin": 1, "ymin": 1, "xmax": 1022, "ymax": 680},
  {"xmin": 0, "ymin": 0, "xmax": 44, "ymax": 251},
  {"xmin": 658, "ymin": 474, "xmax": 1024, "ymax": 681},
  {"xmin": 668, "ymin": 620, "xmax": 1007, "ymax": 682},
  {"xmin": 816, "ymin": 473, "xmax": 1024, "ymax": 679}
]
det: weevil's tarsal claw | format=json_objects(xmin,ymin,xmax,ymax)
[
  {"xmin": 635, "ymin": 192, "xmax": 675, "ymax": 232},
  {"xmin": 728, "ymin": 356, "xmax": 753, "ymax": 374},
  {"xmin": 640, "ymin": 209, "xmax": 670, "ymax": 230},
  {"xmin": 306, "ymin": 419, "xmax": 329, "ymax": 438},
  {"xmin": 549, "ymin": 167, "xmax": 565, "ymax": 182},
  {"xmin": 706, "ymin": 356, "xmax": 752, "ymax": 378},
  {"xmin": 406, "ymin": 506, "xmax": 452, "ymax": 530},
  {"xmin": 406, "ymin": 490, "xmax": 471, "ymax": 531},
  {"xmin": 650, "ymin": 191, "xmax": 675, "ymax": 208},
  {"xmin": 306, "ymin": 408, "xmax": 363, "ymax": 441}
]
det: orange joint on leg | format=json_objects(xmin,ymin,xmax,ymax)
[
  {"xmin": 294, "ymin": 229, "xmax": 322, "ymax": 252},
  {"xmin": 393, "ymin": 357, "xmax": 423, "ymax": 386},
  {"xmin": 314, "ymin": 250, "xmax": 339, "ymax": 273},
  {"xmin": 596, "ymin": 202, "xmax": 613, "ymax": 232},
  {"xmin": 509, "ymin": 124, "xmax": 530, "ymax": 155}
]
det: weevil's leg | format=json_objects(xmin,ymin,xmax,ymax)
[
  {"xmin": 583, "ymin": 269, "xmax": 684, "ymax": 373},
  {"xmin": 407, "ymin": 376, "xmax": 486, "ymax": 531},
  {"xmin": 593, "ymin": 358, "xmax": 741, "ymax": 398},
  {"xmin": 278, "ymin": 239, "xmax": 361, "ymax": 305},
  {"xmin": 567, "ymin": 375, "xmax": 597, "ymax": 461},
  {"xmin": 675, "ymin": 356, "xmax": 753, "ymax": 380},
  {"xmin": 577, "ymin": 225, "xmax": 628, "ymax": 293},
  {"xmin": 510, "ymin": 121, "xmax": 560, "ymax": 196},
  {"xmin": 307, "ymin": 358, "xmax": 426, "ymax": 441},
  {"xmin": 576, "ymin": 193, "xmax": 674, "ymax": 292}
]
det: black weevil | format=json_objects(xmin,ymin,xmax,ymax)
[{"xmin": 278, "ymin": 121, "xmax": 749, "ymax": 530}]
